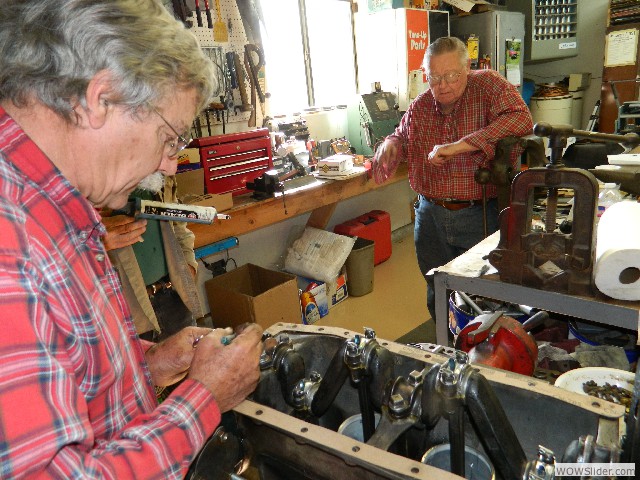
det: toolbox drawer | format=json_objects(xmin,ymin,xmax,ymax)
[{"xmin": 192, "ymin": 129, "xmax": 273, "ymax": 196}]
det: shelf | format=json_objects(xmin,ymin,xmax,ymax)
[{"xmin": 432, "ymin": 233, "xmax": 640, "ymax": 346}]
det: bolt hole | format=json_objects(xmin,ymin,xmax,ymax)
[
  {"xmin": 318, "ymin": 327, "xmax": 324, "ymax": 331},
  {"xmin": 592, "ymin": 401, "xmax": 601, "ymax": 408},
  {"xmin": 381, "ymin": 342, "xmax": 388, "ymax": 346},
  {"xmin": 352, "ymin": 446, "xmax": 360, "ymax": 452},
  {"xmin": 301, "ymin": 427, "xmax": 308, "ymax": 433},
  {"xmin": 619, "ymin": 267, "xmax": 640, "ymax": 284},
  {"xmin": 528, "ymin": 382, "xmax": 535, "ymax": 387},
  {"xmin": 256, "ymin": 409, "xmax": 263, "ymax": 415},
  {"xmin": 425, "ymin": 354, "xmax": 431, "ymax": 358},
  {"xmin": 344, "ymin": 332, "xmax": 350, "ymax": 336},
  {"xmin": 411, "ymin": 467, "xmax": 420, "ymax": 474}
]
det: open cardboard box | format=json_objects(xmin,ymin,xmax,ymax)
[{"xmin": 205, "ymin": 264, "xmax": 302, "ymax": 330}]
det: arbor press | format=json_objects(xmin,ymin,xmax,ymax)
[{"xmin": 489, "ymin": 123, "xmax": 640, "ymax": 296}]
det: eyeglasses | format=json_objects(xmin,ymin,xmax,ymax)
[
  {"xmin": 427, "ymin": 71, "xmax": 463, "ymax": 87},
  {"xmin": 151, "ymin": 107, "xmax": 192, "ymax": 158}
]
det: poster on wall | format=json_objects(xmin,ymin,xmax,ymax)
[
  {"xmin": 604, "ymin": 29, "xmax": 638, "ymax": 67},
  {"xmin": 406, "ymin": 9, "xmax": 429, "ymax": 101},
  {"xmin": 505, "ymin": 38, "xmax": 522, "ymax": 87}
]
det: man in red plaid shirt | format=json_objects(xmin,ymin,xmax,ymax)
[
  {"xmin": 373, "ymin": 36, "xmax": 533, "ymax": 331},
  {"xmin": 0, "ymin": 1, "xmax": 263, "ymax": 478}
]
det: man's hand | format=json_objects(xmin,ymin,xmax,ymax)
[
  {"xmin": 187, "ymin": 323, "xmax": 264, "ymax": 412},
  {"xmin": 375, "ymin": 139, "xmax": 399, "ymax": 175},
  {"xmin": 101, "ymin": 214, "xmax": 147, "ymax": 251},
  {"xmin": 145, "ymin": 326, "xmax": 224, "ymax": 387},
  {"xmin": 428, "ymin": 140, "xmax": 475, "ymax": 167}
]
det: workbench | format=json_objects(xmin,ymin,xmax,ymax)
[
  {"xmin": 433, "ymin": 232, "xmax": 640, "ymax": 346},
  {"xmin": 189, "ymin": 164, "xmax": 409, "ymax": 251}
]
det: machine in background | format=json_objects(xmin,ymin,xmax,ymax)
[{"xmin": 348, "ymin": 90, "xmax": 402, "ymax": 156}]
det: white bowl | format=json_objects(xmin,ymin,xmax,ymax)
[{"xmin": 555, "ymin": 367, "xmax": 635, "ymax": 397}]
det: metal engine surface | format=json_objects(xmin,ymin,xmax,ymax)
[{"xmin": 194, "ymin": 324, "xmax": 626, "ymax": 479}]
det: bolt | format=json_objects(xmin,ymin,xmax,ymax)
[
  {"xmin": 259, "ymin": 351, "xmax": 272, "ymax": 369},
  {"xmin": 278, "ymin": 334, "xmax": 290, "ymax": 345},
  {"xmin": 310, "ymin": 371, "xmax": 322, "ymax": 383},
  {"xmin": 408, "ymin": 370, "xmax": 422, "ymax": 386},
  {"xmin": 389, "ymin": 393, "xmax": 407, "ymax": 413},
  {"xmin": 364, "ymin": 327, "xmax": 376, "ymax": 339},
  {"xmin": 455, "ymin": 350, "xmax": 468, "ymax": 365}
]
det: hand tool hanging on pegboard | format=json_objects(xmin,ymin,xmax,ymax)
[
  {"xmin": 230, "ymin": 52, "xmax": 253, "ymax": 112},
  {"xmin": 194, "ymin": 0, "xmax": 203, "ymax": 27},
  {"xmin": 203, "ymin": 0, "xmax": 213, "ymax": 29},
  {"xmin": 244, "ymin": 44, "xmax": 265, "ymax": 127}
]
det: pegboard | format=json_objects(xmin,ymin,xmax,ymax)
[{"xmin": 183, "ymin": 1, "xmax": 264, "ymax": 135}]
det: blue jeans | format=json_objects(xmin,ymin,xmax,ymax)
[{"xmin": 414, "ymin": 195, "xmax": 499, "ymax": 321}]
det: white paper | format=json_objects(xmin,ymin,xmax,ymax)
[{"xmin": 605, "ymin": 29, "xmax": 638, "ymax": 67}]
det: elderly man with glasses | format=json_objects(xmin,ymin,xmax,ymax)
[
  {"xmin": 373, "ymin": 36, "xmax": 533, "ymax": 335},
  {"xmin": 0, "ymin": 1, "xmax": 263, "ymax": 478},
  {"xmin": 101, "ymin": 106, "xmax": 204, "ymax": 344}
]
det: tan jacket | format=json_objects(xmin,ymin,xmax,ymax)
[{"xmin": 107, "ymin": 175, "xmax": 203, "ymax": 334}]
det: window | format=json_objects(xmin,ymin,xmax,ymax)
[{"xmin": 258, "ymin": 0, "xmax": 357, "ymax": 115}]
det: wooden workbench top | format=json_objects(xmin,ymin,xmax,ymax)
[{"xmin": 189, "ymin": 164, "xmax": 409, "ymax": 248}]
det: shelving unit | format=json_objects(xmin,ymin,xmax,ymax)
[
  {"xmin": 511, "ymin": 0, "xmax": 579, "ymax": 62},
  {"xmin": 432, "ymin": 233, "xmax": 640, "ymax": 346}
]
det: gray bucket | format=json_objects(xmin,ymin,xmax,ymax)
[
  {"xmin": 345, "ymin": 237, "xmax": 375, "ymax": 297},
  {"xmin": 421, "ymin": 444, "xmax": 495, "ymax": 480}
]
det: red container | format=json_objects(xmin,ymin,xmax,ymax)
[
  {"xmin": 334, "ymin": 210, "xmax": 391, "ymax": 265},
  {"xmin": 191, "ymin": 129, "xmax": 273, "ymax": 196}
]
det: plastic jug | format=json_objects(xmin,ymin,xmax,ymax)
[{"xmin": 597, "ymin": 183, "xmax": 623, "ymax": 219}]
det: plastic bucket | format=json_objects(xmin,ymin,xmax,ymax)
[
  {"xmin": 338, "ymin": 413, "xmax": 381, "ymax": 442},
  {"xmin": 421, "ymin": 444, "xmax": 495, "ymax": 480},
  {"xmin": 344, "ymin": 237, "xmax": 375, "ymax": 297}
]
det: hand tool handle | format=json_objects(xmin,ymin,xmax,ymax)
[
  {"xmin": 195, "ymin": 0, "xmax": 203, "ymax": 27},
  {"xmin": 204, "ymin": 0, "xmax": 213, "ymax": 29}
]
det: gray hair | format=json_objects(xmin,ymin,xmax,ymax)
[
  {"xmin": 423, "ymin": 36, "xmax": 469, "ymax": 71},
  {"xmin": 0, "ymin": 0, "xmax": 217, "ymax": 123}
]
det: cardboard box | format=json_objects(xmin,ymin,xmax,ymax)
[
  {"xmin": 177, "ymin": 147, "xmax": 201, "ymax": 167},
  {"xmin": 297, "ymin": 272, "xmax": 348, "ymax": 317},
  {"xmin": 297, "ymin": 277, "xmax": 329, "ymax": 324},
  {"xmin": 176, "ymin": 168, "xmax": 233, "ymax": 212},
  {"xmin": 442, "ymin": 0, "xmax": 490, "ymax": 13},
  {"xmin": 367, "ymin": 0, "xmax": 430, "ymax": 12},
  {"xmin": 316, "ymin": 154, "xmax": 354, "ymax": 176},
  {"xmin": 205, "ymin": 264, "xmax": 302, "ymax": 330}
]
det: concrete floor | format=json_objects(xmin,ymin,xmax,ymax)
[{"xmin": 316, "ymin": 225, "xmax": 432, "ymax": 343}]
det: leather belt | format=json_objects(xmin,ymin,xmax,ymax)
[
  {"xmin": 146, "ymin": 278, "xmax": 173, "ymax": 299},
  {"xmin": 425, "ymin": 197, "xmax": 482, "ymax": 211}
]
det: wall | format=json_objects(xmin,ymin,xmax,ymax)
[
  {"xmin": 521, "ymin": 0, "xmax": 609, "ymax": 129},
  {"xmin": 194, "ymin": 179, "xmax": 417, "ymax": 313}
]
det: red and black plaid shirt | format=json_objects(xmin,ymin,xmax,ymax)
[
  {"xmin": 0, "ymin": 106, "xmax": 219, "ymax": 479},
  {"xmin": 373, "ymin": 69, "xmax": 533, "ymax": 200}
]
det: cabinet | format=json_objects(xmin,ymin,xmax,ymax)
[
  {"xmin": 433, "ymin": 233, "xmax": 640, "ymax": 346},
  {"xmin": 191, "ymin": 129, "xmax": 273, "ymax": 196},
  {"xmin": 510, "ymin": 0, "xmax": 579, "ymax": 62}
]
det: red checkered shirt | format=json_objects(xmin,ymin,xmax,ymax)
[
  {"xmin": 373, "ymin": 69, "xmax": 533, "ymax": 200},
  {"xmin": 0, "ymin": 106, "xmax": 220, "ymax": 479}
]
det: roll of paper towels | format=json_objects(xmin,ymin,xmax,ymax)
[{"xmin": 594, "ymin": 201, "xmax": 640, "ymax": 300}]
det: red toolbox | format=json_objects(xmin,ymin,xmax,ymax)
[
  {"xmin": 191, "ymin": 128, "xmax": 273, "ymax": 196},
  {"xmin": 334, "ymin": 210, "xmax": 391, "ymax": 265}
]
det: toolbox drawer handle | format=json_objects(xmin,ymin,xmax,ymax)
[{"xmin": 210, "ymin": 166, "xmax": 265, "ymax": 180}]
